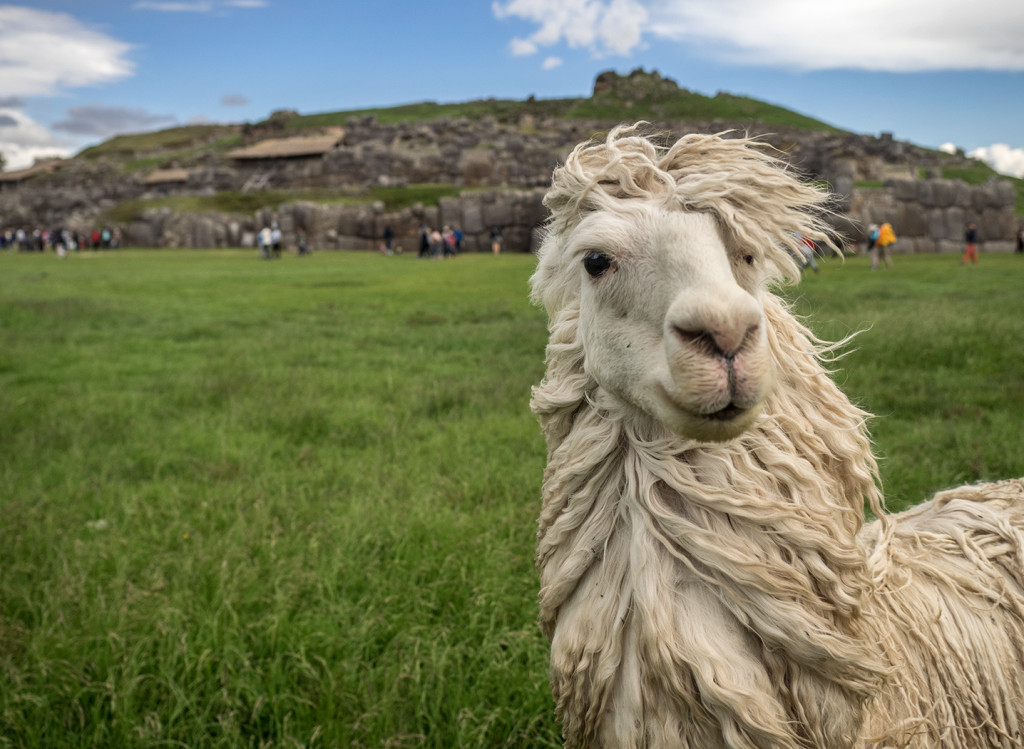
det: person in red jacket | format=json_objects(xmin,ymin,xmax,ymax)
[{"xmin": 961, "ymin": 222, "xmax": 979, "ymax": 264}]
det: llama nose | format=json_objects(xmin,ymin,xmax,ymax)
[{"xmin": 669, "ymin": 296, "xmax": 762, "ymax": 358}]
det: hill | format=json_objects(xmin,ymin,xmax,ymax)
[
  {"xmin": 0, "ymin": 68, "xmax": 1019, "ymax": 254},
  {"xmin": 74, "ymin": 68, "xmax": 838, "ymax": 168}
]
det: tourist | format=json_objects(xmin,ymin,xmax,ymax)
[
  {"xmin": 418, "ymin": 225, "xmax": 431, "ymax": 258},
  {"xmin": 874, "ymin": 221, "xmax": 896, "ymax": 270},
  {"xmin": 429, "ymin": 228, "xmax": 443, "ymax": 259},
  {"xmin": 270, "ymin": 222, "xmax": 282, "ymax": 258},
  {"xmin": 442, "ymin": 226, "xmax": 456, "ymax": 258},
  {"xmin": 961, "ymin": 222, "xmax": 978, "ymax": 265},
  {"xmin": 258, "ymin": 225, "xmax": 272, "ymax": 259}
]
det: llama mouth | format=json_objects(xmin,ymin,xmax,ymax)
[{"xmin": 703, "ymin": 403, "xmax": 748, "ymax": 421}]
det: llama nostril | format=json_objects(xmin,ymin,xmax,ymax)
[
  {"xmin": 674, "ymin": 322, "xmax": 757, "ymax": 359},
  {"xmin": 672, "ymin": 326, "xmax": 718, "ymax": 357}
]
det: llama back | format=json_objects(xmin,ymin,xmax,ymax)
[{"xmin": 859, "ymin": 478, "xmax": 1024, "ymax": 748}]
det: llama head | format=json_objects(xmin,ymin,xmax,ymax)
[{"xmin": 532, "ymin": 125, "xmax": 836, "ymax": 442}]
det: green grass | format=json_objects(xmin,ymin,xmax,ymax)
[
  {"xmin": 2, "ymin": 249, "xmax": 1023, "ymax": 747},
  {"xmin": 940, "ymin": 162, "xmax": 1001, "ymax": 185},
  {"xmin": 77, "ymin": 126, "xmax": 242, "ymax": 161},
  {"xmin": 785, "ymin": 252, "xmax": 1024, "ymax": 510},
  {"xmin": 281, "ymin": 91, "xmax": 836, "ymax": 133},
  {"xmin": 122, "ymin": 135, "xmax": 245, "ymax": 173}
]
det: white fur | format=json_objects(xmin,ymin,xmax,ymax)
[{"xmin": 531, "ymin": 125, "xmax": 1024, "ymax": 748}]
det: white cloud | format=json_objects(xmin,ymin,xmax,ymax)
[
  {"xmin": 52, "ymin": 104, "xmax": 176, "ymax": 138},
  {"xmin": 493, "ymin": 0, "xmax": 1024, "ymax": 71},
  {"xmin": 0, "ymin": 7, "xmax": 134, "ymax": 98},
  {"xmin": 542, "ymin": 56, "xmax": 564, "ymax": 70},
  {"xmin": 0, "ymin": 108, "xmax": 76, "ymax": 170},
  {"xmin": 132, "ymin": 0, "xmax": 267, "ymax": 10},
  {"xmin": 939, "ymin": 142, "xmax": 958, "ymax": 155},
  {"xmin": 509, "ymin": 38, "xmax": 538, "ymax": 56},
  {"xmin": 494, "ymin": 0, "xmax": 648, "ymax": 57},
  {"xmin": 132, "ymin": 2, "xmax": 214, "ymax": 11},
  {"xmin": 969, "ymin": 143, "xmax": 1024, "ymax": 178},
  {"xmin": 596, "ymin": 0, "xmax": 647, "ymax": 55}
]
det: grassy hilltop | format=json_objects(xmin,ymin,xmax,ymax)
[{"xmin": 75, "ymin": 69, "xmax": 838, "ymax": 168}]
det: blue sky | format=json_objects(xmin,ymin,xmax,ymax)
[{"xmin": 2, "ymin": 0, "xmax": 1023, "ymax": 176}]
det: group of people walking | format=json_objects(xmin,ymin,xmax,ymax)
[
  {"xmin": 865, "ymin": 222, "xmax": 897, "ymax": 270},
  {"xmin": 413, "ymin": 224, "xmax": 504, "ymax": 258},
  {"xmin": 864, "ymin": 220, "xmax": 1022, "ymax": 268},
  {"xmin": 256, "ymin": 223, "xmax": 311, "ymax": 259},
  {"xmin": 417, "ymin": 225, "xmax": 462, "ymax": 259},
  {"xmin": 2, "ymin": 226, "xmax": 120, "ymax": 254}
]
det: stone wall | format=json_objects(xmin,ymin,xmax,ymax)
[
  {"xmin": 122, "ymin": 187, "xmax": 549, "ymax": 253},
  {"xmin": 115, "ymin": 171, "xmax": 1019, "ymax": 255},
  {"xmin": 844, "ymin": 177, "xmax": 1018, "ymax": 254},
  {"xmin": 117, "ymin": 175, "xmax": 1018, "ymax": 255}
]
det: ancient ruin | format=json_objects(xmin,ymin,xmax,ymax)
[{"xmin": 0, "ymin": 70, "xmax": 1018, "ymax": 254}]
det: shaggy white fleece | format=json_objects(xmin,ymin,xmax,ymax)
[{"xmin": 530, "ymin": 124, "xmax": 1024, "ymax": 749}]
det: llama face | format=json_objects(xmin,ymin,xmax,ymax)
[{"xmin": 571, "ymin": 203, "xmax": 774, "ymax": 442}]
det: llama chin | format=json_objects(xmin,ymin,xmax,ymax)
[{"xmin": 530, "ymin": 124, "xmax": 1024, "ymax": 749}]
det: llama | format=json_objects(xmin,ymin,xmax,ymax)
[{"xmin": 529, "ymin": 125, "xmax": 1024, "ymax": 749}]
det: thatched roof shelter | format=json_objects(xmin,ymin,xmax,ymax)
[
  {"xmin": 227, "ymin": 132, "xmax": 343, "ymax": 161},
  {"xmin": 142, "ymin": 168, "xmax": 191, "ymax": 185},
  {"xmin": 0, "ymin": 159, "xmax": 64, "ymax": 185}
]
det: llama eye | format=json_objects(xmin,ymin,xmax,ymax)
[
  {"xmin": 583, "ymin": 251, "xmax": 613, "ymax": 278},
  {"xmin": 743, "ymin": 255, "xmax": 755, "ymax": 266}
]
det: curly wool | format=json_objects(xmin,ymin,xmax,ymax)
[{"xmin": 531, "ymin": 125, "xmax": 1024, "ymax": 749}]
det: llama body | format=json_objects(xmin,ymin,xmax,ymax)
[{"xmin": 530, "ymin": 126, "xmax": 1024, "ymax": 748}]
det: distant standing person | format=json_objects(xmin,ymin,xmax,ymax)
[
  {"xmin": 442, "ymin": 226, "xmax": 456, "ymax": 258},
  {"xmin": 490, "ymin": 225, "xmax": 503, "ymax": 255},
  {"xmin": 866, "ymin": 223, "xmax": 878, "ymax": 259},
  {"xmin": 796, "ymin": 233, "xmax": 819, "ymax": 274},
  {"xmin": 383, "ymin": 225, "xmax": 394, "ymax": 255},
  {"xmin": 259, "ymin": 225, "xmax": 272, "ymax": 259},
  {"xmin": 270, "ymin": 222, "xmax": 282, "ymax": 258},
  {"xmin": 873, "ymin": 221, "xmax": 895, "ymax": 270},
  {"xmin": 1016, "ymin": 226, "xmax": 1023, "ymax": 254},
  {"xmin": 430, "ymin": 228, "xmax": 443, "ymax": 259},
  {"xmin": 961, "ymin": 221, "xmax": 979, "ymax": 265},
  {"xmin": 418, "ymin": 225, "xmax": 430, "ymax": 258}
]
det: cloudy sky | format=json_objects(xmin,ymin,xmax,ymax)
[{"xmin": 1, "ymin": 1, "xmax": 1023, "ymax": 176}]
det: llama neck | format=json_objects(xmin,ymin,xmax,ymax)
[
  {"xmin": 532, "ymin": 295, "xmax": 886, "ymax": 747},
  {"xmin": 536, "ymin": 391, "xmax": 877, "ymax": 651}
]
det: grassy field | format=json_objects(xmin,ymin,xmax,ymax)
[{"xmin": 2, "ymin": 248, "xmax": 1023, "ymax": 748}]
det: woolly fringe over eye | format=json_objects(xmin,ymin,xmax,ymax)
[{"xmin": 530, "ymin": 124, "xmax": 1024, "ymax": 749}]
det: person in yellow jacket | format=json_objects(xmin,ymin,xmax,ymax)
[{"xmin": 873, "ymin": 221, "xmax": 896, "ymax": 270}]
